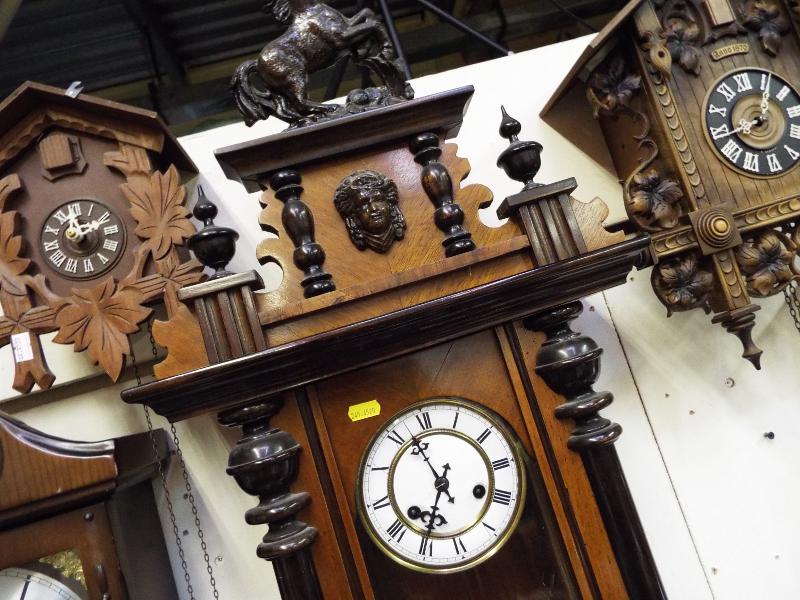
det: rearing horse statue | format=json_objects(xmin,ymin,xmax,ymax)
[{"xmin": 232, "ymin": 0, "xmax": 414, "ymax": 127}]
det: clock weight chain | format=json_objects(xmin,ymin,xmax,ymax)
[
  {"xmin": 131, "ymin": 318, "xmax": 221, "ymax": 600},
  {"xmin": 783, "ymin": 281, "xmax": 800, "ymax": 336}
]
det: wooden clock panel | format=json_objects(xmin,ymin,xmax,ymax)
[
  {"xmin": 7, "ymin": 129, "xmax": 142, "ymax": 297},
  {"xmin": 308, "ymin": 329, "xmax": 586, "ymax": 599}
]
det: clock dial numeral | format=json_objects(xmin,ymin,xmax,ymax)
[
  {"xmin": 44, "ymin": 225, "xmax": 60, "ymax": 236},
  {"xmin": 386, "ymin": 518, "xmax": 406, "ymax": 542},
  {"xmin": 68, "ymin": 202, "xmax": 81, "ymax": 217},
  {"xmin": 53, "ymin": 210, "xmax": 71, "ymax": 225},
  {"xmin": 372, "ymin": 495, "xmax": 391, "ymax": 510},
  {"xmin": 733, "ymin": 73, "xmax": 751, "ymax": 92},
  {"xmin": 418, "ymin": 536, "xmax": 433, "ymax": 557},
  {"xmin": 788, "ymin": 105, "xmax": 800, "ymax": 118},
  {"xmin": 65, "ymin": 258, "xmax": 78, "ymax": 274},
  {"xmin": 777, "ymin": 86, "xmax": 790, "ymax": 101},
  {"xmin": 707, "ymin": 104, "xmax": 727, "ymax": 118},
  {"xmin": 721, "ymin": 139, "xmax": 743, "ymax": 164},
  {"xmin": 83, "ymin": 258, "xmax": 94, "ymax": 273},
  {"xmin": 98, "ymin": 211, "xmax": 111, "ymax": 225},
  {"xmin": 452, "ymin": 412, "xmax": 459, "ymax": 429},
  {"xmin": 767, "ymin": 153, "xmax": 782, "ymax": 173},
  {"xmin": 370, "ymin": 465, "xmax": 389, "ymax": 471},
  {"xmin": 416, "ymin": 412, "xmax": 432, "ymax": 430},
  {"xmin": 86, "ymin": 202, "xmax": 94, "ymax": 216},
  {"xmin": 785, "ymin": 145, "xmax": 800, "ymax": 160},
  {"xmin": 492, "ymin": 457, "xmax": 510, "ymax": 471},
  {"xmin": 790, "ymin": 124, "xmax": 800, "ymax": 139},
  {"xmin": 98, "ymin": 253, "xmax": 110, "ymax": 265},
  {"xmin": 43, "ymin": 239, "xmax": 59, "ymax": 252},
  {"xmin": 452, "ymin": 537, "xmax": 467, "ymax": 554},
  {"xmin": 710, "ymin": 124, "xmax": 731, "ymax": 140},
  {"xmin": 103, "ymin": 239, "xmax": 119, "ymax": 252},
  {"xmin": 104, "ymin": 224, "xmax": 119, "ymax": 235},
  {"xmin": 493, "ymin": 489, "xmax": 512, "ymax": 506},
  {"xmin": 743, "ymin": 152, "xmax": 760, "ymax": 173},
  {"xmin": 716, "ymin": 82, "xmax": 735, "ymax": 102},
  {"xmin": 482, "ymin": 522, "xmax": 497, "ymax": 532},
  {"xmin": 476, "ymin": 428, "xmax": 491, "ymax": 444},
  {"xmin": 760, "ymin": 73, "xmax": 768, "ymax": 90},
  {"xmin": 49, "ymin": 249, "xmax": 67, "ymax": 267},
  {"xmin": 386, "ymin": 429, "xmax": 404, "ymax": 445}
]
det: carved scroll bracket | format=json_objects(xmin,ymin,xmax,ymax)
[{"xmin": 218, "ymin": 398, "xmax": 322, "ymax": 600}]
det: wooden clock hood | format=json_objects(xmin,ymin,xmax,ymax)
[{"xmin": 542, "ymin": 0, "xmax": 800, "ymax": 368}]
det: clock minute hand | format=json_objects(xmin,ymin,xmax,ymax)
[{"xmin": 761, "ymin": 72, "xmax": 772, "ymax": 115}]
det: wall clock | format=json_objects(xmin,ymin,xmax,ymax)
[
  {"xmin": 543, "ymin": 0, "xmax": 800, "ymax": 368},
  {"xmin": 356, "ymin": 398, "xmax": 526, "ymax": 573},
  {"xmin": 0, "ymin": 81, "xmax": 201, "ymax": 394},
  {"xmin": 0, "ymin": 566, "xmax": 86, "ymax": 600}
]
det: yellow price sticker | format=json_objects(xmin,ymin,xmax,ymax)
[{"xmin": 348, "ymin": 399, "xmax": 381, "ymax": 422}]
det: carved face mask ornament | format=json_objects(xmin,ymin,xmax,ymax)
[{"xmin": 334, "ymin": 170, "xmax": 406, "ymax": 253}]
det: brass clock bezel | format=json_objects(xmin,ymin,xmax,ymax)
[
  {"xmin": 701, "ymin": 66, "xmax": 800, "ymax": 180},
  {"xmin": 355, "ymin": 397, "xmax": 527, "ymax": 575}
]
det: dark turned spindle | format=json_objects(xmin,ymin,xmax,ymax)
[
  {"xmin": 496, "ymin": 106, "xmax": 543, "ymax": 190},
  {"xmin": 218, "ymin": 398, "xmax": 322, "ymax": 600},
  {"xmin": 269, "ymin": 170, "xmax": 336, "ymax": 298},
  {"xmin": 409, "ymin": 132, "xmax": 476, "ymax": 256},
  {"xmin": 524, "ymin": 302, "xmax": 667, "ymax": 600},
  {"xmin": 188, "ymin": 185, "xmax": 239, "ymax": 279}
]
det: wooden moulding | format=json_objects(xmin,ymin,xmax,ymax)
[
  {"xmin": 215, "ymin": 86, "xmax": 475, "ymax": 192},
  {"xmin": 120, "ymin": 235, "xmax": 651, "ymax": 422}
]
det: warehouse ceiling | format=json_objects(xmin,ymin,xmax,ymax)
[{"xmin": 0, "ymin": 0, "xmax": 623, "ymax": 134}]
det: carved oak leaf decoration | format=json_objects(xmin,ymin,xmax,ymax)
[
  {"xmin": 663, "ymin": 19, "xmax": 701, "ymax": 75},
  {"xmin": 53, "ymin": 278, "xmax": 151, "ymax": 381},
  {"xmin": 652, "ymin": 253, "xmax": 713, "ymax": 315},
  {"xmin": 627, "ymin": 169, "xmax": 683, "ymax": 231},
  {"xmin": 121, "ymin": 165, "xmax": 194, "ymax": 259},
  {"xmin": 0, "ymin": 211, "xmax": 30, "ymax": 297},
  {"xmin": 587, "ymin": 56, "xmax": 641, "ymax": 117},
  {"xmin": 736, "ymin": 231, "xmax": 797, "ymax": 297},
  {"xmin": 743, "ymin": 0, "xmax": 789, "ymax": 56}
]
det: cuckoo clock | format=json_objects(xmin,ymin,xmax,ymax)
[
  {"xmin": 543, "ymin": 0, "xmax": 800, "ymax": 368},
  {"xmin": 0, "ymin": 82, "xmax": 202, "ymax": 394}
]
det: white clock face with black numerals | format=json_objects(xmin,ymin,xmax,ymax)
[
  {"xmin": 356, "ymin": 398, "xmax": 526, "ymax": 573},
  {"xmin": 39, "ymin": 200, "xmax": 126, "ymax": 280},
  {"xmin": 704, "ymin": 68, "xmax": 800, "ymax": 177}
]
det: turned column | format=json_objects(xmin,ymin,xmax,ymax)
[
  {"xmin": 218, "ymin": 399, "xmax": 322, "ymax": 600},
  {"xmin": 524, "ymin": 303, "xmax": 666, "ymax": 600}
]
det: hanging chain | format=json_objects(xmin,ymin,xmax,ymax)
[
  {"xmin": 133, "ymin": 339, "xmax": 197, "ymax": 600},
  {"xmin": 784, "ymin": 281, "xmax": 800, "ymax": 335},
  {"xmin": 146, "ymin": 319, "xmax": 221, "ymax": 600}
]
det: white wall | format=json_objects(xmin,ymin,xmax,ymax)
[{"xmin": 5, "ymin": 35, "xmax": 797, "ymax": 599}]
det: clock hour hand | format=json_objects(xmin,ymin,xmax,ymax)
[{"xmin": 407, "ymin": 429, "xmax": 441, "ymax": 480}]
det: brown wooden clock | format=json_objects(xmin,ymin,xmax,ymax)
[
  {"xmin": 0, "ymin": 82, "xmax": 202, "ymax": 394},
  {"xmin": 543, "ymin": 0, "xmax": 800, "ymax": 368}
]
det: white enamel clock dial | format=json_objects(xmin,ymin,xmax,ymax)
[
  {"xmin": 357, "ymin": 399, "xmax": 526, "ymax": 573},
  {"xmin": 0, "ymin": 568, "xmax": 84, "ymax": 600}
]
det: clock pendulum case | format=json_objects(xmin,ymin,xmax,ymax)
[
  {"xmin": 124, "ymin": 77, "xmax": 666, "ymax": 600},
  {"xmin": 0, "ymin": 413, "xmax": 180, "ymax": 600},
  {"xmin": 543, "ymin": 0, "xmax": 800, "ymax": 368}
]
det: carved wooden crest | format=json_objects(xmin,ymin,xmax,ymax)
[{"xmin": 0, "ymin": 82, "xmax": 202, "ymax": 393}]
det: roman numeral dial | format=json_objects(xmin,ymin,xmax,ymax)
[
  {"xmin": 704, "ymin": 68, "xmax": 800, "ymax": 177},
  {"xmin": 39, "ymin": 200, "xmax": 126, "ymax": 280},
  {"xmin": 357, "ymin": 399, "xmax": 526, "ymax": 573}
]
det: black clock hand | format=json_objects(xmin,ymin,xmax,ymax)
[
  {"xmin": 406, "ymin": 427, "xmax": 441, "ymax": 480},
  {"xmin": 435, "ymin": 462, "xmax": 455, "ymax": 503}
]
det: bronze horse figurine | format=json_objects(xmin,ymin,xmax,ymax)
[{"xmin": 232, "ymin": 0, "xmax": 414, "ymax": 126}]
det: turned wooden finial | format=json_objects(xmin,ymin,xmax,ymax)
[
  {"xmin": 496, "ymin": 106, "xmax": 543, "ymax": 190},
  {"xmin": 188, "ymin": 185, "xmax": 240, "ymax": 279}
]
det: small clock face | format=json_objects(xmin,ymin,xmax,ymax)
[
  {"xmin": 356, "ymin": 399, "xmax": 526, "ymax": 573},
  {"xmin": 0, "ymin": 567, "xmax": 85, "ymax": 600},
  {"xmin": 704, "ymin": 68, "xmax": 800, "ymax": 178},
  {"xmin": 39, "ymin": 200, "xmax": 126, "ymax": 280}
]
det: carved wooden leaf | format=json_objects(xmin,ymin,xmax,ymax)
[
  {"xmin": 53, "ymin": 278, "xmax": 151, "ymax": 381},
  {"xmin": 0, "ymin": 211, "xmax": 30, "ymax": 296},
  {"xmin": 121, "ymin": 166, "xmax": 194, "ymax": 259}
]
